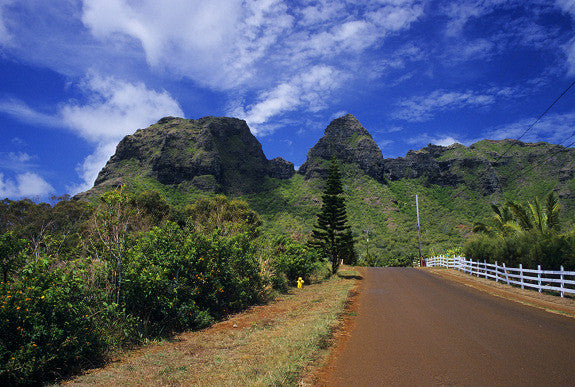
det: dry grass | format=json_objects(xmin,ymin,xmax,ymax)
[
  {"xmin": 426, "ymin": 267, "xmax": 575, "ymax": 318},
  {"xmin": 64, "ymin": 268, "xmax": 358, "ymax": 386}
]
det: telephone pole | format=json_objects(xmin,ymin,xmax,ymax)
[{"xmin": 416, "ymin": 195, "xmax": 422, "ymax": 266}]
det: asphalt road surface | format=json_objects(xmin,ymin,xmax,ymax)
[{"xmin": 325, "ymin": 267, "xmax": 575, "ymax": 386}]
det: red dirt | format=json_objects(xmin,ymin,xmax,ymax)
[{"xmin": 315, "ymin": 267, "xmax": 575, "ymax": 386}]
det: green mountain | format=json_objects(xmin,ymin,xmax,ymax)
[{"xmin": 81, "ymin": 114, "xmax": 575, "ymax": 265}]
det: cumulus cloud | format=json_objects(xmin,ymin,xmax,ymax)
[
  {"xmin": 82, "ymin": 0, "xmax": 293, "ymax": 89},
  {"xmin": 232, "ymin": 65, "xmax": 346, "ymax": 134},
  {"xmin": 68, "ymin": 142, "xmax": 118, "ymax": 194},
  {"xmin": 61, "ymin": 73, "xmax": 183, "ymax": 143},
  {"xmin": 80, "ymin": 0, "xmax": 424, "ymax": 126},
  {"xmin": 0, "ymin": 73, "xmax": 183, "ymax": 194},
  {"xmin": 0, "ymin": 172, "xmax": 54, "ymax": 199}
]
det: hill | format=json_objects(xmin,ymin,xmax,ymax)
[{"xmin": 80, "ymin": 114, "xmax": 575, "ymax": 265}]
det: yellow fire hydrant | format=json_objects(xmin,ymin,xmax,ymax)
[{"xmin": 297, "ymin": 277, "xmax": 304, "ymax": 289}]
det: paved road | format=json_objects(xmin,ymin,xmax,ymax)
[{"xmin": 326, "ymin": 268, "xmax": 575, "ymax": 386}]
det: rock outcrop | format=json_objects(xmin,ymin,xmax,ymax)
[
  {"xmin": 92, "ymin": 116, "xmax": 295, "ymax": 195},
  {"xmin": 299, "ymin": 114, "xmax": 385, "ymax": 181}
]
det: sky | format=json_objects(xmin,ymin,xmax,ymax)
[{"xmin": 0, "ymin": 0, "xmax": 574, "ymax": 200}]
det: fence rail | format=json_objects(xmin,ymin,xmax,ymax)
[{"xmin": 425, "ymin": 256, "xmax": 575, "ymax": 298}]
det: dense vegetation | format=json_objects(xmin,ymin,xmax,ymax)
[
  {"xmin": 0, "ymin": 190, "xmax": 328, "ymax": 384},
  {"xmin": 464, "ymin": 192, "xmax": 575, "ymax": 270}
]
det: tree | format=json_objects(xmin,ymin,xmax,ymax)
[
  {"xmin": 474, "ymin": 192, "xmax": 562, "ymax": 237},
  {"xmin": 0, "ymin": 231, "xmax": 26, "ymax": 282},
  {"xmin": 311, "ymin": 158, "xmax": 356, "ymax": 273},
  {"xmin": 185, "ymin": 195, "xmax": 261, "ymax": 239}
]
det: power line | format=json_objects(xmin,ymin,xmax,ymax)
[
  {"xmin": 449, "ymin": 4, "xmax": 575, "ymax": 199},
  {"xmin": 515, "ymin": 134, "xmax": 575, "ymax": 177},
  {"xmin": 451, "ymin": 78, "xmax": 575, "ymax": 199}
]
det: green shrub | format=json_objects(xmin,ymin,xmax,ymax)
[
  {"xmin": 464, "ymin": 231, "xmax": 575, "ymax": 270},
  {"xmin": 0, "ymin": 257, "xmax": 106, "ymax": 384},
  {"xmin": 123, "ymin": 222, "xmax": 263, "ymax": 336},
  {"xmin": 271, "ymin": 236, "xmax": 323, "ymax": 289}
]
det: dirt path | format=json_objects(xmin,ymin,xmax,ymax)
[{"xmin": 319, "ymin": 267, "xmax": 575, "ymax": 386}]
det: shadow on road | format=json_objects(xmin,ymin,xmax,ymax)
[{"xmin": 337, "ymin": 273, "xmax": 363, "ymax": 280}]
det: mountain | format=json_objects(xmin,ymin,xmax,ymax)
[
  {"xmin": 79, "ymin": 114, "xmax": 575, "ymax": 264},
  {"xmin": 90, "ymin": 116, "xmax": 294, "ymax": 197},
  {"xmin": 299, "ymin": 114, "xmax": 385, "ymax": 182}
]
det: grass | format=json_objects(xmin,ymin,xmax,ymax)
[{"xmin": 65, "ymin": 270, "xmax": 358, "ymax": 386}]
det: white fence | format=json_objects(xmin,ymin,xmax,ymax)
[{"xmin": 425, "ymin": 256, "xmax": 575, "ymax": 298}]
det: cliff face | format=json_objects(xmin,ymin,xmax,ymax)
[
  {"xmin": 93, "ymin": 116, "xmax": 294, "ymax": 195},
  {"xmin": 299, "ymin": 114, "xmax": 385, "ymax": 182}
]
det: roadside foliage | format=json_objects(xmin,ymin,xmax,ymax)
[
  {"xmin": 0, "ymin": 190, "xmax": 327, "ymax": 385},
  {"xmin": 465, "ymin": 192, "xmax": 575, "ymax": 270}
]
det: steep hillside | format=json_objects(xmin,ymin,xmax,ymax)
[{"xmin": 78, "ymin": 114, "xmax": 575, "ymax": 265}]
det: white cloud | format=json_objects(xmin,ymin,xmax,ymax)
[
  {"xmin": 60, "ymin": 73, "xmax": 183, "ymax": 193},
  {"xmin": 407, "ymin": 133, "xmax": 466, "ymax": 147},
  {"xmin": 555, "ymin": 0, "xmax": 575, "ymax": 76},
  {"xmin": 0, "ymin": 152, "xmax": 35, "ymax": 173},
  {"xmin": 9, "ymin": 152, "xmax": 31, "ymax": 163},
  {"xmin": 0, "ymin": 0, "xmax": 14, "ymax": 47},
  {"xmin": 0, "ymin": 73, "xmax": 183, "ymax": 193},
  {"xmin": 393, "ymin": 89, "xmax": 497, "ymax": 122},
  {"xmin": 564, "ymin": 37, "xmax": 575, "ymax": 77},
  {"xmin": 81, "ymin": 0, "xmax": 293, "ymax": 89},
  {"xmin": 61, "ymin": 73, "xmax": 184, "ymax": 143},
  {"xmin": 80, "ymin": 0, "xmax": 424, "ymax": 127},
  {"xmin": 443, "ymin": 0, "xmax": 509, "ymax": 37},
  {"xmin": 68, "ymin": 142, "xmax": 118, "ymax": 194},
  {"xmin": 433, "ymin": 136, "xmax": 460, "ymax": 146},
  {"xmin": 0, "ymin": 98, "xmax": 60, "ymax": 127},
  {"xmin": 331, "ymin": 111, "xmax": 348, "ymax": 120},
  {"xmin": 233, "ymin": 65, "xmax": 345, "ymax": 134},
  {"xmin": 483, "ymin": 112, "xmax": 575, "ymax": 145},
  {"xmin": 0, "ymin": 172, "xmax": 54, "ymax": 199}
]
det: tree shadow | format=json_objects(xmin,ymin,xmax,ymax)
[{"xmin": 337, "ymin": 273, "xmax": 363, "ymax": 280}]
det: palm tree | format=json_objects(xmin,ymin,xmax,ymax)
[
  {"xmin": 473, "ymin": 202, "xmax": 519, "ymax": 237},
  {"xmin": 507, "ymin": 192, "xmax": 561, "ymax": 235},
  {"xmin": 474, "ymin": 192, "xmax": 561, "ymax": 237}
]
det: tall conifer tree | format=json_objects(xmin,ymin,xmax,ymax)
[{"xmin": 312, "ymin": 158, "xmax": 356, "ymax": 273}]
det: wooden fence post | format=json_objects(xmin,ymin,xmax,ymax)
[
  {"xmin": 502, "ymin": 262, "xmax": 510, "ymax": 285},
  {"xmin": 495, "ymin": 261, "xmax": 499, "ymax": 282},
  {"xmin": 484, "ymin": 260, "xmax": 487, "ymax": 279},
  {"xmin": 519, "ymin": 263, "xmax": 524, "ymax": 289},
  {"xmin": 560, "ymin": 265, "xmax": 565, "ymax": 298},
  {"xmin": 537, "ymin": 264, "xmax": 542, "ymax": 293}
]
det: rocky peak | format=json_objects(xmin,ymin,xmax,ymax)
[
  {"xmin": 298, "ymin": 114, "xmax": 385, "ymax": 181},
  {"xmin": 324, "ymin": 114, "xmax": 370, "ymax": 139},
  {"xmin": 90, "ymin": 116, "xmax": 294, "ymax": 196}
]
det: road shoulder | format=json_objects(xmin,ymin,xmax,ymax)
[{"xmin": 425, "ymin": 267, "xmax": 575, "ymax": 318}]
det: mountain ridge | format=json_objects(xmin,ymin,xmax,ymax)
[{"xmin": 79, "ymin": 114, "xmax": 575, "ymax": 264}]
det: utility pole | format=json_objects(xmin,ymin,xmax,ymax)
[
  {"xmin": 365, "ymin": 228, "xmax": 370, "ymax": 267},
  {"xmin": 416, "ymin": 194, "xmax": 422, "ymax": 266}
]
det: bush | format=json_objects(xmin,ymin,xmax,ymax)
[
  {"xmin": 123, "ymin": 222, "xmax": 263, "ymax": 336},
  {"xmin": 463, "ymin": 231, "xmax": 575, "ymax": 270},
  {"xmin": 0, "ymin": 257, "xmax": 106, "ymax": 384},
  {"xmin": 271, "ymin": 236, "xmax": 323, "ymax": 290}
]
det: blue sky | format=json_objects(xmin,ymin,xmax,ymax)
[{"xmin": 1, "ymin": 0, "xmax": 574, "ymax": 199}]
